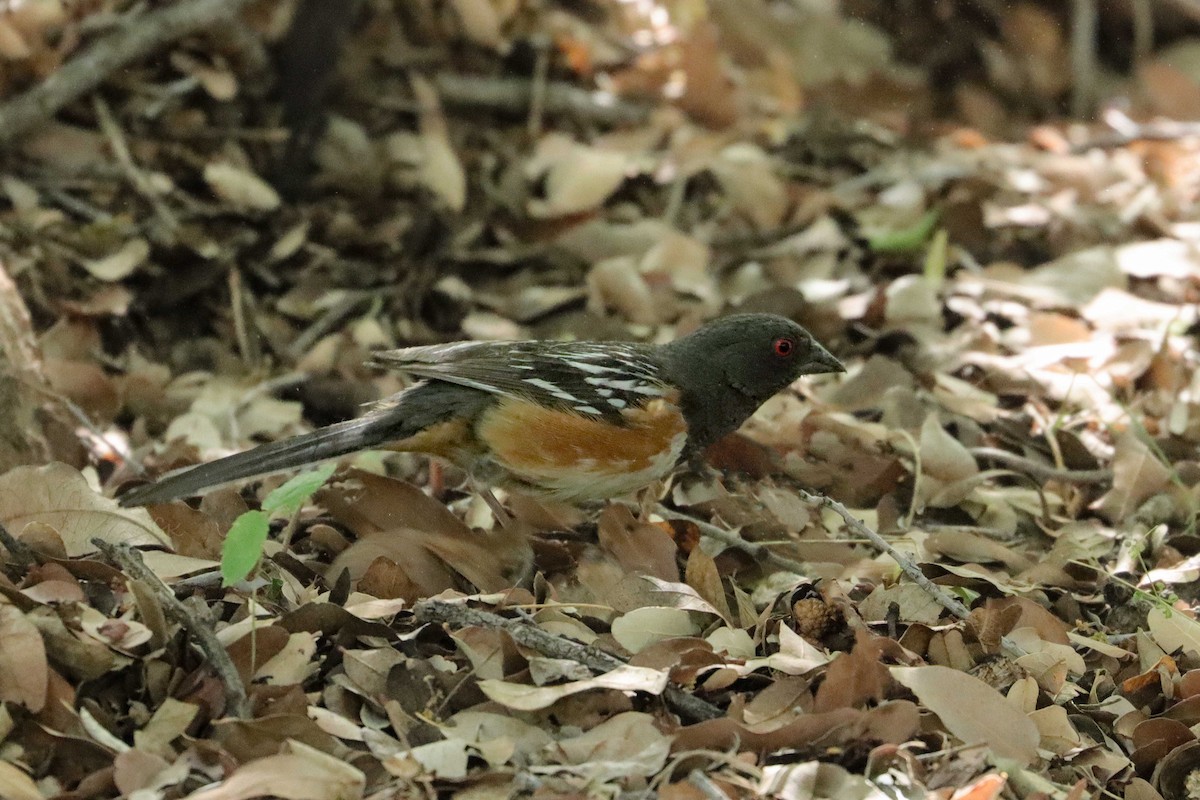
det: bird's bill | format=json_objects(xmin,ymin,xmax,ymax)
[{"xmin": 802, "ymin": 342, "xmax": 845, "ymax": 375}]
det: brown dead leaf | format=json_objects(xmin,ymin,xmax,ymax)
[
  {"xmin": 1139, "ymin": 58, "xmax": 1200, "ymax": 120},
  {"xmin": 132, "ymin": 698, "xmax": 199, "ymax": 760},
  {"xmin": 1094, "ymin": 430, "xmax": 1173, "ymax": 524},
  {"xmin": 890, "ymin": 665, "xmax": 1039, "ymax": 765},
  {"xmin": 675, "ymin": 700, "xmax": 918, "ymax": 753},
  {"xmin": 42, "ymin": 358, "xmax": 120, "ymax": 422},
  {"xmin": 0, "ymin": 463, "xmax": 169, "ymax": 556},
  {"xmin": 147, "ymin": 501, "xmax": 225, "ymax": 559},
  {"xmin": 113, "ymin": 748, "xmax": 185, "ymax": 796},
  {"xmin": 587, "ymin": 257, "xmax": 660, "ymax": 324},
  {"xmin": 677, "ymin": 22, "xmax": 739, "ymax": 128},
  {"xmin": 813, "ymin": 632, "xmax": 889, "ymax": 713},
  {"xmin": 0, "ymin": 604, "xmax": 48, "ymax": 711},
  {"xmin": 597, "ymin": 504, "xmax": 679, "ymax": 582},
  {"xmin": 323, "ymin": 472, "xmax": 531, "ymax": 595},
  {"xmin": 707, "ymin": 144, "xmax": 788, "ymax": 229},
  {"xmin": 684, "ymin": 547, "xmax": 733, "ymax": 624},
  {"xmin": 916, "ymin": 414, "xmax": 980, "ymax": 508}
]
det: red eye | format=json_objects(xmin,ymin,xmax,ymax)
[{"xmin": 773, "ymin": 337, "xmax": 795, "ymax": 357}]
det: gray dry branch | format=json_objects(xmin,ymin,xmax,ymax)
[{"xmin": 0, "ymin": 0, "xmax": 257, "ymax": 145}]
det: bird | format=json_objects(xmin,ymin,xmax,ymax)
[{"xmin": 117, "ymin": 313, "xmax": 844, "ymax": 509}]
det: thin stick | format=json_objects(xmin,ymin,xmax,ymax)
[
  {"xmin": 796, "ymin": 491, "xmax": 971, "ymax": 619},
  {"xmin": 413, "ymin": 598, "xmax": 723, "ymax": 723},
  {"xmin": 0, "ymin": 522, "xmax": 37, "ymax": 569},
  {"xmin": 657, "ymin": 506, "xmax": 809, "ymax": 576},
  {"xmin": 91, "ymin": 95, "xmax": 180, "ymax": 235},
  {"xmin": 1070, "ymin": 0, "xmax": 1098, "ymax": 119},
  {"xmin": 92, "ymin": 539, "xmax": 251, "ymax": 719},
  {"xmin": 0, "ymin": 0, "xmax": 256, "ymax": 145},
  {"xmin": 431, "ymin": 74, "xmax": 650, "ymax": 126},
  {"xmin": 969, "ymin": 447, "xmax": 1112, "ymax": 484},
  {"xmin": 796, "ymin": 490, "xmax": 1027, "ymax": 659}
]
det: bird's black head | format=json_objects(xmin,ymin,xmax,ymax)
[{"xmin": 661, "ymin": 313, "xmax": 844, "ymax": 448}]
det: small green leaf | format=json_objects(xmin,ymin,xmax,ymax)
[
  {"xmin": 867, "ymin": 208, "xmax": 940, "ymax": 253},
  {"xmin": 261, "ymin": 463, "xmax": 336, "ymax": 516},
  {"xmin": 948, "ymin": 586, "xmax": 980, "ymax": 605},
  {"xmin": 922, "ymin": 228, "xmax": 949, "ymax": 287},
  {"xmin": 221, "ymin": 510, "xmax": 270, "ymax": 587}
]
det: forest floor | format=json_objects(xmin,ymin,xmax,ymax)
[{"xmin": 1, "ymin": 1, "xmax": 1200, "ymax": 799}]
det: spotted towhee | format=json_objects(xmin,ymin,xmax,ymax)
[{"xmin": 118, "ymin": 313, "xmax": 843, "ymax": 507}]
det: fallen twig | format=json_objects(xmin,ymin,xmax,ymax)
[
  {"xmin": 431, "ymin": 74, "xmax": 650, "ymax": 127},
  {"xmin": 92, "ymin": 95, "xmax": 180, "ymax": 236},
  {"xmin": 413, "ymin": 597, "xmax": 723, "ymax": 723},
  {"xmin": 796, "ymin": 490, "xmax": 972, "ymax": 620},
  {"xmin": 796, "ymin": 490, "xmax": 1027, "ymax": 660},
  {"xmin": 0, "ymin": 0, "xmax": 256, "ymax": 145},
  {"xmin": 92, "ymin": 539, "xmax": 250, "ymax": 719},
  {"xmin": 657, "ymin": 506, "xmax": 810, "ymax": 576},
  {"xmin": 969, "ymin": 447, "xmax": 1112, "ymax": 485},
  {"xmin": 0, "ymin": 522, "xmax": 37, "ymax": 569}
]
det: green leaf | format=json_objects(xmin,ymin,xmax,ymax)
[
  {"xmin": 221, "ymin": 510, "xmax": 270, "ymax": 587},
  {"xmin": 261, "ymin": 463, "xmax": 336, "ymax": 516},
  {"xmin": 922, "ymin": 228, "xmax": 949, "ymax": 287},
  {"xmin": 867, "ymin": 208, "xmax": 940, "ymax": 254}
]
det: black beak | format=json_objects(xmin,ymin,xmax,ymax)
[{"xmin": 805, "ymin": 342, "xmax": 845, "ymax": 375}]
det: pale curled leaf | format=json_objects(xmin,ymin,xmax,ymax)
[
  {"xmin": 554, "ymin": 712, "xmax": 672, "ymax": 780},
  {"xmin": 1147, "ymin": 606, "xmax": 1200, "ymax": 658},
  {"xmin": 405, "ymin": 739, "xmax": 470, "ymax": 780},
  {"xmin": 203, "ymin": 162, "xmax": 280, "ymax": 212},
  {"xmin": 411, "ymin": 77, "xmax": 466, "ymax": 211},
  {"xmin": 526, "ymin": 135, "xmax": 629, "ymax": 218},
  {"xmin": 918, "ymin": 414, "xmax": 978, "ymax": 482},
  {"xmin": 890, "ymin": 665, "xmax": 1039, "ymax": 765},
  {"xmin": 477, "ymin": 663, "xmax": 668, "ymax": 711},
  {"xmin": 0, "ymin": 760, "xmax": 41, "ymax": 800},
  {"xmin": 83, "ymin": 237, "xmax": 150, "ymax": 281},
  {"xmin": 742, "ymin": 625, "xmax": 831, "ymax": 676},
  {"xmin": 438, "ymin": 710, "xmax": 554, "ymax": 767},
  {"xmin": 638, "ymin": 575, "xmax": 728, "ymax": 617},
  {"xmin": 184, "ymin": 740, "xmax": 365, "ymax": 800},
  {"xmin": 610, "ymin": 606, "xmax": 699, "ymax": 653}
]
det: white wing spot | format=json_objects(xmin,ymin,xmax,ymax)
[
  {"xmin": 607, "ymin": 398, "xmax": 626, "ymax": 408},
  {"xmin": 564, "ymin": 359, "xmax": 618, "ymax": 374},
  {"xmin": 574, "ymin": 405, "xmax": 602, "ymax": 415},
  {"xmin": 523, "ymin": 377, "xmax": 580, "ymax": 403},
  {"xmin": 599, "ymin": 379, "xmax": 639, "ymax": 391}
]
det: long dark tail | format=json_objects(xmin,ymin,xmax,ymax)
[{"xmin": 118, "ymin": 414, "xmax": 399, "ymax": 507}]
